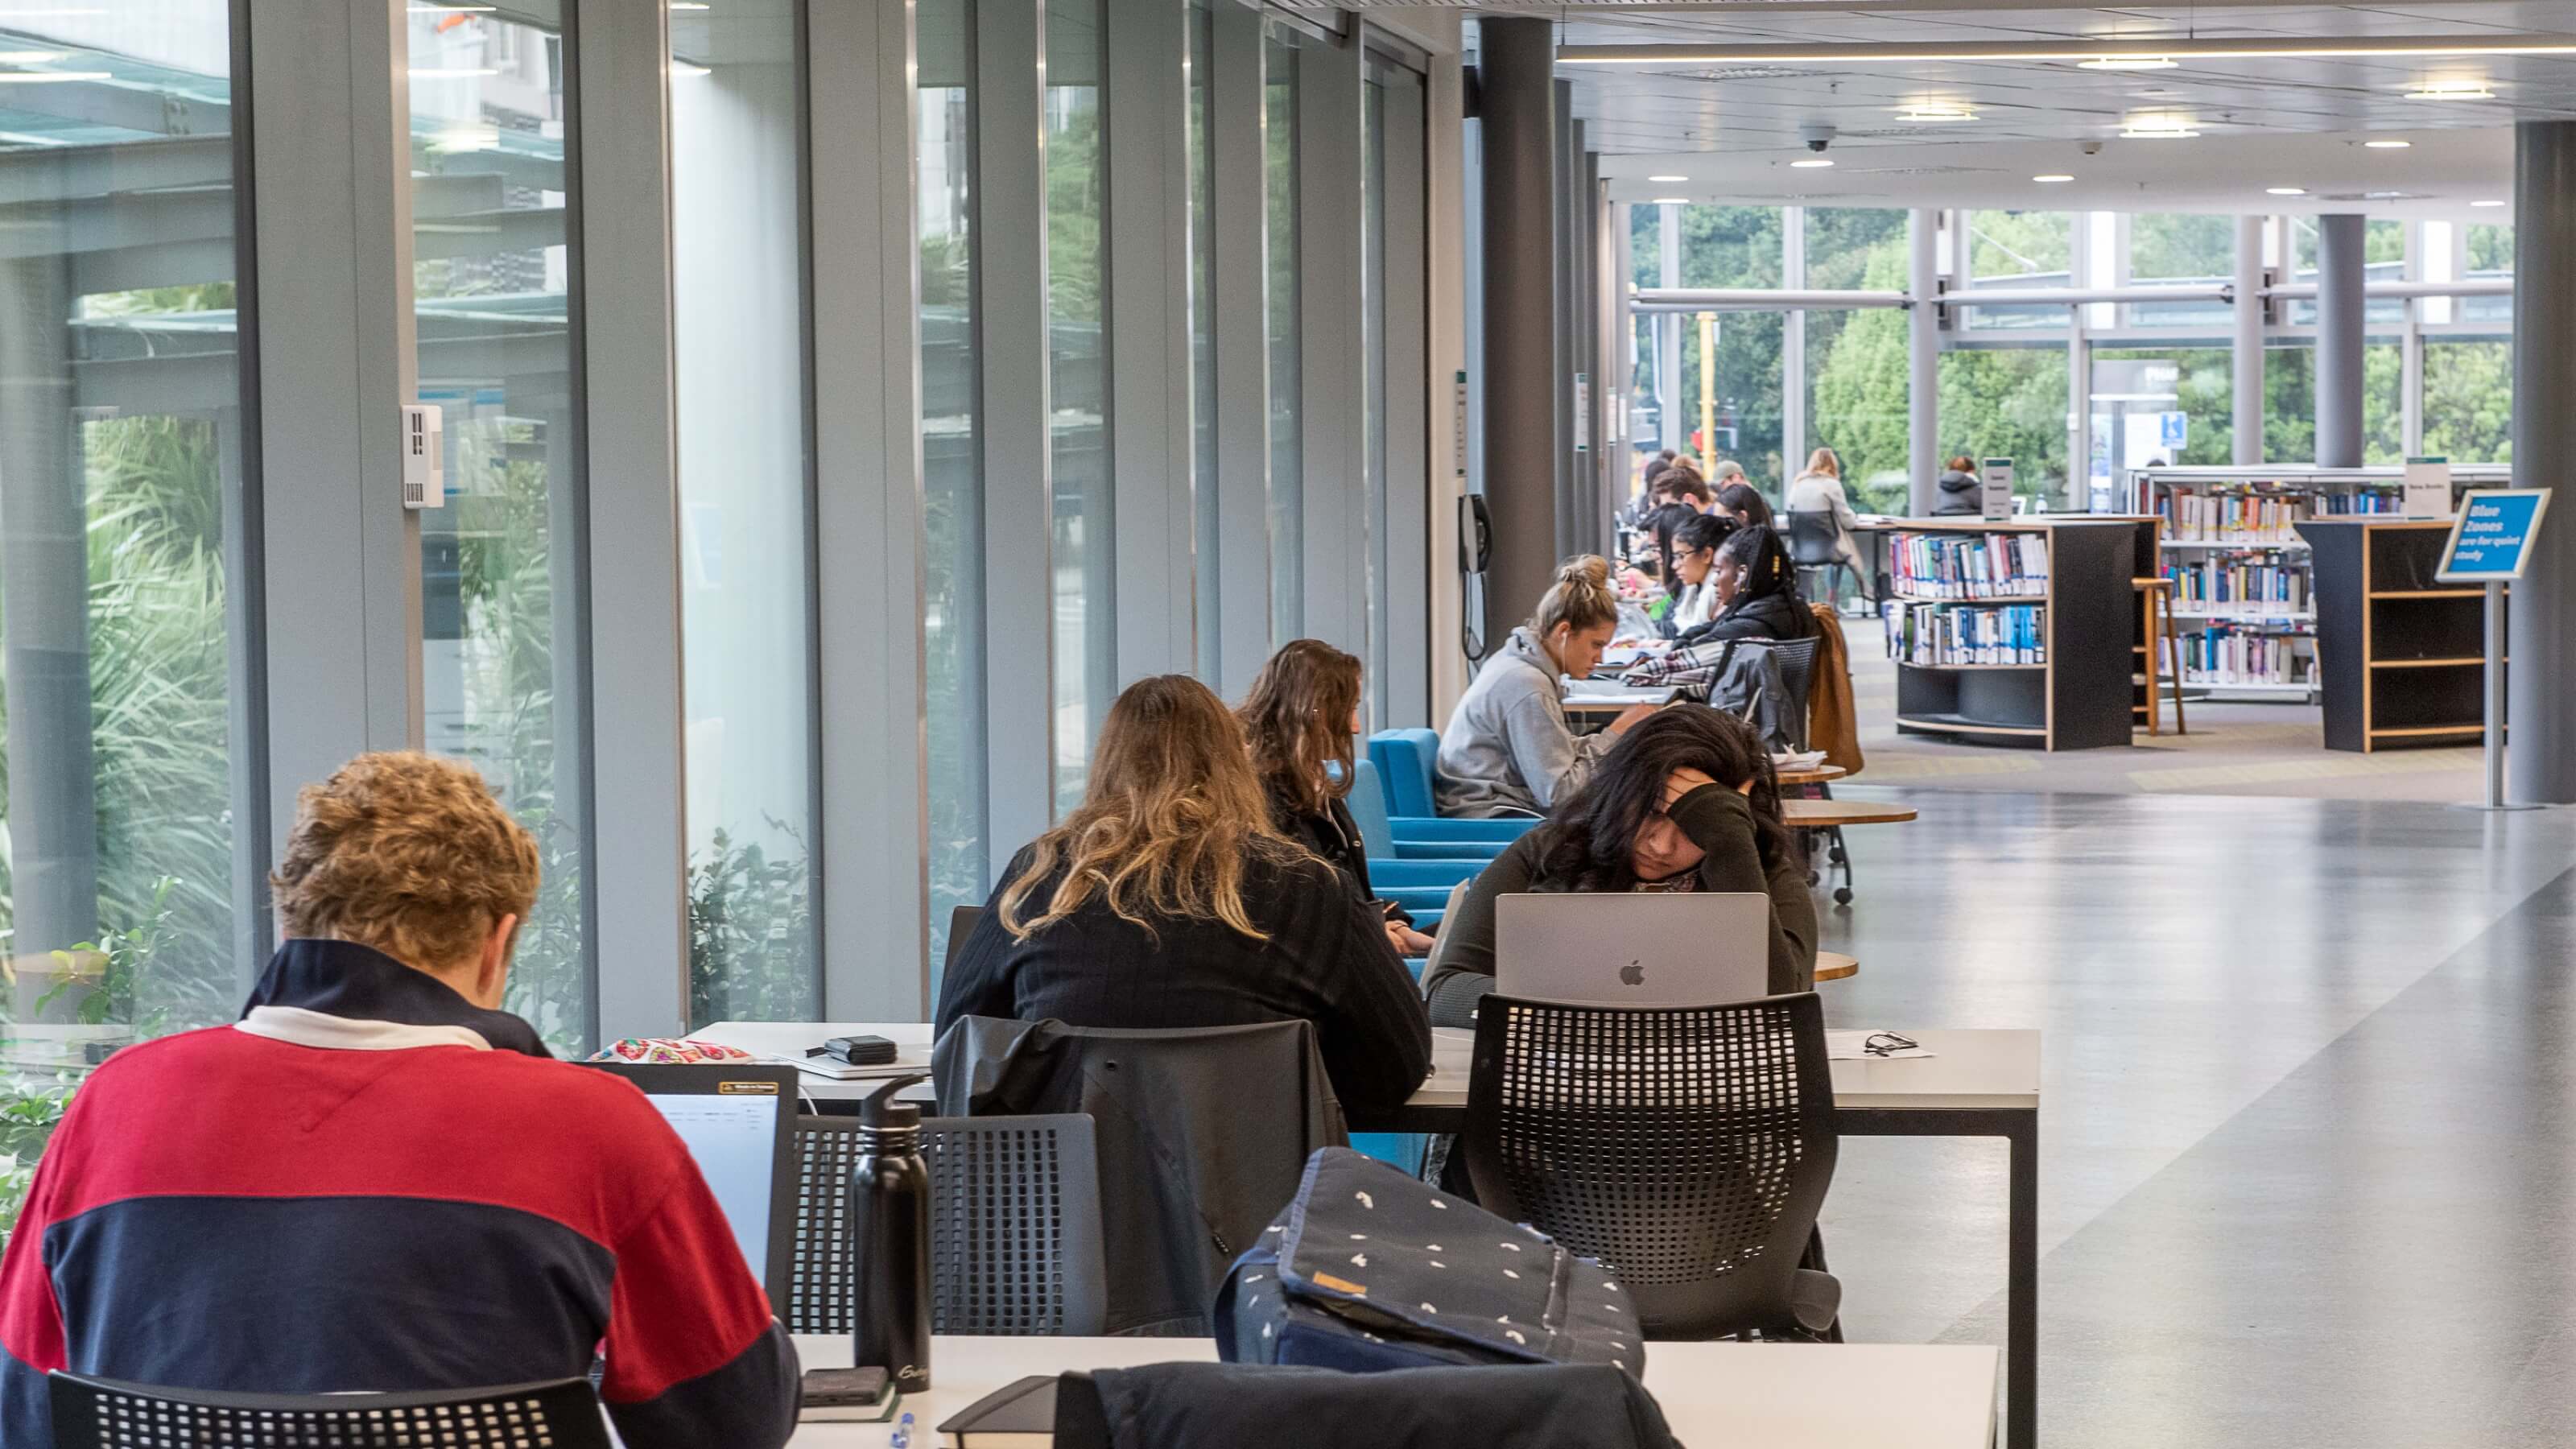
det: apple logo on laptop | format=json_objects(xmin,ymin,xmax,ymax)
[{"xmin": 1619, "ymin": 960, "xmax": 1645, "ymax": 988}]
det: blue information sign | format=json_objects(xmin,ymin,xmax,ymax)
[{"xmin": 2438, "ymin": 489, "xmax": 2552, "ymax": 582}]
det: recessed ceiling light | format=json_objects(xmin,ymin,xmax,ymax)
[
  {"xmin": 409, "ymin": 67, "xmax": 501, "ymax": 78},
  {"xmin": 2407, "ymin": 84, "xmax": 2492, "ymax": 100},
  {"xmin": 1790, "ymin": 157, "xmax": 1835, "ymax": 168},
  {"xmin": 2471, "ymin": 198, "xmax": 2507, "ymax": 207},
  {"xmin": 2122, "ymin": 122, "xmax": 2200, "ymax": 138},
  {"xmin": 1651, "ymin": 196, "xmax": 1690, "ymax": 205},
  {"xmin": 670, "ymin": 61, "xmax": 712, "ymax": 76},
  {"xmin": 2081, "ymin": 56, "xmax": 2178, "ymax": 70},
  {"xmin": 2267, "ymin": 186, "xmax": 2307, "ymax": 196},
  {"xmin": 0, "ymin": 52, "xmax": 65, "ymax": 64},
  {"xmin": 1646, "ymin": 175, "xmax": 1688, "ymax": 183},
  {"xmin": 671, "ymin": 2, "xmax": 711, "ymax": 9},
  {"xmin": 1896, "ymin": 104, "xmax": 1978, "ymax": 122},
  {"xmin": 2363, "ymin": 138, "xmax": 2413, "ymax": 149},
  {"xmin": 2033, "ymin": 174, "xmax": 2074, "ymax": 183},
  {"xmin": 0, "ymin": 70, "xmax": 109, "ymax": 83}
]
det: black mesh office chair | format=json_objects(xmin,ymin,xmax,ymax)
[
  {"xmin": 945, "ymin": 903, "xmax": 985, "ymax": 980},
  {"xmin": 1784, "ymin": 512, "xmax": 1862, "ymax": 610},
  {"xmin": 48, "ymin": 1373, "xmax": 609, "ymax": 1449},
  {"xmin": 1460, "ymin": 993, "xmax": 1841, "ymax": 1342},
  {"xmin": 791, "ymin": 1112, "xmax": 1108, "ymax": 1336}
]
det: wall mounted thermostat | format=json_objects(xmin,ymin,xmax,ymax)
[{"xmin": 402, "ymin": 402, "xmax": 444, "ymax": 510}]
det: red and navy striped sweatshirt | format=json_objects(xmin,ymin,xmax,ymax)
[{"xmin": 0, "ymin": 939, "xmax": 800, "ymax": 1448}]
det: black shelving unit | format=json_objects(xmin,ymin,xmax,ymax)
[
  {"xmin": 1889, "ymin": 520, "xmax": 2149, "ymax": 751},
  {"xmin": 2297, "ymin": 518, "xmax": 2493, "ymax": 753}
]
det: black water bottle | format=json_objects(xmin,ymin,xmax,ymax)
[{"xmin": 850, "ymin": 1074, "xmax": 933, "ymax": 1393}]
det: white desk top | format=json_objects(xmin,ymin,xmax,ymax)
[
  {"xmin": 694, "ymin": 1022, "xmax": 2040, "ymax": 1114},
  {"xmin": 786, "ymin": 1334, "xmax": 1999, "ymax": 1449}
]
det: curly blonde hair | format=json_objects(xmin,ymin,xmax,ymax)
[{"xmin": 270, "ymin": 752, "xmax": 540, "ymax": 972}]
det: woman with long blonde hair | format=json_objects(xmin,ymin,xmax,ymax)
[
  {"xmin": 937, "ymin": 675, "xmax": 1431, "ymax": 1116},
  {"xmin": 1238, "ymin": 640, "xmax": 1436, "ymax": 959},
  {"xmin": 1435, "ymin": 556, "xmax": 1653, "ymax": 818}
]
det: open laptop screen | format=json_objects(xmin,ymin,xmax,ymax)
[{"xmin": 583, "ymin": 1063, "xmax": 799, "ymax": 1311}]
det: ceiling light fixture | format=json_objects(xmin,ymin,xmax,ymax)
[
  {"xmin": 1790, "ymin": 157, "xmax": 1835, "ymax": 168},
  {"xmin": 1646, "ymin": 174, "xmax": 1688, "ymax": 182},
  {"xmin": 2407, "ymin": 83, "xmax": 2493, "ymax": 99},
  {"xmin": 670, "ymin": 2, "xmax": 711, "ymax": 9},
  {"xmin": 1896, "ymin": 104, "xmax": 1977, "ymax": 122},
  {"xmin": 0, "ymin": 70, "xmax": 109, "ymax": 83},
  {"xmin": 2033, "ymin": 174, "xmax": 2075, "ymax": 183},
  {"xmin": 0, "ymin": 52, "xmax": 65, "ymax": 64},
  {"xmin": 2267, "ymin": 186, "xmax": 2307, "ymax": 196},
  {"xmin": 409, "ymin": 66, "xmax": 501, "ymax": 78},
  {"xmin": 2472, "ymin": 198, "xmax": 2507, "ymax": 207},
  {"xmin": 2080, "ymin": 56, "xmax": 2178, "ymax": 69},
  {"xmin": 1557, "ymin": 35, "xmax": 2576, "ymax": 66},
  {"xmin": 2363, "ymin": 138, "xmax": 2413, "ymax": 148},
  {"xmin": 1651, "ymin": 196, "xmax": 1690, "ymax": 205},
  {"xmin": 670, "ymin": 61, "xmax": 712, "ymax": 76},
  {"xmin": 2121, "ymin": 122, "xmax": 2201, "ymax": 138}
]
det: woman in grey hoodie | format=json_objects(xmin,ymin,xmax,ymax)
[{"xmin": 1435, "ymin": 557, "xmax": 1656, "ymax": 817}]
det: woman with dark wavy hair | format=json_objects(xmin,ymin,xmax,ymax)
[{"xmin": 1419, "ymin": 705, "xmax": 1816, "ymax": 1028}]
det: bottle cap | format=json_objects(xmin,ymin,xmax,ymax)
[{"xmin": 857, "ymin": 1073, "xmax": 929, "ymax": 1131}]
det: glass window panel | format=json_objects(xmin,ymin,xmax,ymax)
[
  {"xmin": 0, "ymin": 0, "xmax": 249, "ymax": 1106},
  {"xmin": 1671, "ymin": 206, "xmax": 1784, "ymax": 482},
  {"xmin": 1802, "ymin": 208, "xmax": 1909, "ymax": 510},
  {"xmin": 2422, "ymin": 341, "xmax": 2513, "ymax": 464},
  {"xmin": 671, "ymin": 0, "xmax": 817, "ymax": 1025},
  {"xmin": 2265, "ymin": 342, "xmax": 2316, "ymax": 462},
  {"xmin": 1265, "ymin": 27, "xmax": 1302, "ymax": 642},
  {"xmin": 919, "ymin": 0, "xmax": 985, "ymax": 980},
  {"xmin": 2124, "ymin": 213, "xmax": 2232, "ymax": 328},
  {"xmin": 1049, "ymin": 0, "xmax": 1110, "ymax": 813},
  {"xmin": 1939, "ymin": 348, "xmax": 2071, "ymax": 509},
  {"xmin": 1189, "ymin": 0, "xmax": 1219, "ymax": 680},
  {"xmin": 2462, "ymin": 223, "xmax": 2512, "ymax": 324},
  {"xmin": 2090, "ymin": 347, "xmax": 2231, "ymax": 471},
  {"xmin": 409, "ymin": 2, "xmax": 593, "ymax": 1052},
  {"xmin": 1961, "ymin": 210, "xmax": 2071, "ymax": 331}
]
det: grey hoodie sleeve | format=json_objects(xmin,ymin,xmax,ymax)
[{"xmin": 1498, "ymin": 683, "xmax": 1613, "ymax": 811}]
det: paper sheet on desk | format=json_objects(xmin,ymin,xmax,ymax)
[
  {"xmin": 1773, "ymin": 750, "xmax": 1827, "ymax": 772},
  {"xmin": 1827, "ymin": 1031, "xmax": 1937, "ymax": 1061}
]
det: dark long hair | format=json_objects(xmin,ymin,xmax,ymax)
[
  {"xmin": 1239, "ymin": 639, "xmax": 1364, "ymax": 817},
  {"xmin": 1713, "ymin": 481, "xmax": 1773, "ymax": 529},
  {"xmin": 1674, "ymin": 510, "xmax": 1736, "ymax": 557},
  {"xmin": 1719, "ymin": 522, "xmax": 1799, "ymax": 609},
  {"xmin": 1527, "ymin": 707, "xmax": 1791, "ymax": 891}
]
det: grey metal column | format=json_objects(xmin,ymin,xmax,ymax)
[
  {"xmin": 2233, "ymin": 214, "xmax": 2266, "ymax": 465},
  {"xmin": 1209, "ymin": 2, "xmax": 1272, "ymax": 696},
  {"xmin": 976, "ymin": 0, "xmax": 1054, "ymax": 871},
  {"xmin": 1381, "ymin": 62, "xmax": 1432, "ymax": 727},
  {"xmin": 1478, "ymin": 17, "xmax": 1558, "ymax": 646},
  {"xmin": 1105, "ymin": 0, "xmax": 1195, "ymax": 679},
  {"xmin": 2508, "ymin": 121, "xmax": 2576, "ymax": 803},
  {"xmin": 576, "ymin": 0, "xmax": 688, "ymax": 1039},
  {"xmin": 247, "ymin": 0, "xmax": 421, "ymax": 840},
  {"xmin": 1583, "ymin": 147, "xmax": 1607, "ymax": 552},
  {"xmin": 1782, "ymin": 206, "xmax": 1807, "ymax": 471},
  {"xmin": 2315, "ymin": 213, "xmax": 2366, "ymax": 469},
  {"xmin": 1907, "ymin": 208, "xmax": 1939, "ymax": 514},
  {"xmin": 1657, "ymin": 203, "xmax": 1681, "ymax": 453},
  {"xmin": 1299, "ymin": 30, "xmax": 1367, "ymax": 658},
  {"xmin": 1552, "ymin": 87, "xmax": 1578, "ymax": 560},
  {"xmin": 811, "ymin": 0, "xmax": 932, "ymax": 1016},
  {"xmin": 0, "ymin": 255, "xmax": 97, "ymax": 1001}
]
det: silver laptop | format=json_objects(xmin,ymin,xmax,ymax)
[{"xmin": 1494, "ymin": 893, "xmax": 1772, "ymax": 1008}]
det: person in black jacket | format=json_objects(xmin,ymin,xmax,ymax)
[
  {"xmin": 1239, "ymin": 639, "xmax": 1435, "ymax": 958},
  {"xmin": 1934, "ymin": 456, "xmax": 1982, "ymax": 516},
  {"xmin": 1419, "ymin": 706, "xmax": 1818, "ymax": 1029},
  {"xmin": 939, "ymin": 674, "xmax": 1433, "ymax": 1118},
  {"xmin": 1675, "ymin": 522, "xmax": 1818, "ymax": 649}
]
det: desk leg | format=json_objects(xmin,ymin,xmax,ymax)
[{"xmin": 2004, "ymin": 1109, "xmax": 2037, "ymax": 1449}]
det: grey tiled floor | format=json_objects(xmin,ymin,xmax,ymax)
[{"xmin": 1811, "ymin": 786, "xmax": 2576, "ymax": 1447}]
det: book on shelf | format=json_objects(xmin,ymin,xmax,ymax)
[
  {"xmin": 2165, "ymin": 559, "xmax": 2309, "ymax": 616},
  {"xmin": 1897, "ymin": 603, "xmax": 2046, "ymax": 667},
  {"xmin": 1889, "ymin": 530, "xmax": 2050, "ymax": 601},
  {"xmin": 2163, "ymin": 624, "xmax": 2311, "ymax": 688},
  {"xmin": 2152, "ymin": 482, "xmax": 2407, "ymax": 542}
]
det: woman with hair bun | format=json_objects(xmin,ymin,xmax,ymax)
[{"xmin": 1435, "ymin": 556, "xmax": 1654, "ymax": 818}]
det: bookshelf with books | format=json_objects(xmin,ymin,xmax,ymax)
[
  {"xmin": 2293, "ymin": 518, "xmax": 2493, "ymax": 753},
  {"xmin": 1885, "ymin": 519, "xmax": 2146, "ymax": 750},
  {"xmin": 2128, "ymin": 464, "xmax": 2508, "ymax": 702}
]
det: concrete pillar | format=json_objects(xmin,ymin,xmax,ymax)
[
  {"xmin": 2315, "ymin": 213, "xmax": 2367, "ymax": 469},
  {"xmin": 2508, "ymin": 122, "xmax": 2576, "ymax": 803},
  {"xmin": 0, "ymin": 254, "xmax": 100, "ymax": 1011},
  {"xmin": 1551, "ymin": 86, "xmax": 1578, "ymax": 562},
  {"xmin": 1908, "ymin": 208, "xmax": 1939, "ymax": 515},
  {"xmin": 1476, "ymin": 18, "xmax": 1559, "ymax": 646},
  {"xmin": 2233, "ymin": 214, "xmax": 2266, "ymax": 465},
  {"xmin": 1657, "ymin": 204, "xmax": 1681, "ymax": 453}
]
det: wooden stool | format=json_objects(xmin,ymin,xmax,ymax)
[
  {"xmin": 2132, "ymin": 576, "xmax": 2189, "ymax": 737},
  {"xmin": 1814, "ymin": 951, "xmax": 1858, "ymax": 982}
]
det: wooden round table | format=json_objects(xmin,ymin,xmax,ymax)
[
  {"xmin": 1776, "ymin": 763, "xmax": 1847, "ymax": 787},
  {"xmin": 1782, "ymin": 798, "xmax": 1918, "ymax": 827},
  {"xmin": 1814, "ymin": 950, "xmax": 1859, "ymax": 982}
]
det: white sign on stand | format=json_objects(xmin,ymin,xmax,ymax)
[
  {"xmin": 2402, "ymin": 457, "xmax": 2453, "ymax": 519},
  {"xmin": 1979, "ymin": 458, "xmax": 2017, "ymax": 522}
]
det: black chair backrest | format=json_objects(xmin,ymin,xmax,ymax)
[
  {"xmin": 1754, "ymin": 636, "xmax": 1820, "ymax": 752},
  {"xmin": 791, "ymin": 1111, "xmax": 1108, "ymax": 1336},
  {"xmin": 48, "ymin": 1373, "xmax": 608, "ymax": 1449},
  {"xmin": 1782, "ymin": 510, "xmax": 1844, "ymax": 568},
  {"xmin": 945, "ymin": 904, "xmax": 983, "ymax": 980},
  {"xmin": 1459, "ymin": 993, "xmax": 1839, "ymax": 1340}
]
